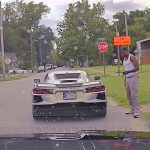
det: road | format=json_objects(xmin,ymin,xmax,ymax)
[{"xmin": 0, "ymin": 69, "xmax": 149, "ymax": 135}]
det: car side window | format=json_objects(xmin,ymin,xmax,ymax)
[
  {"xmin": 44, "ymin": 74, "xmax": 53, "ymax": 83},
  {"xmin": 82, "ymin": 72, "xmax": 90, "ymax": 82},
  {"xmin": 44, "ymin": 74, "xmax": 48, "ymax": 81}
]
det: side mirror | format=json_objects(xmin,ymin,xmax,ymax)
[
  {"xmin": 34, "ymin": 79, "xmax": 40, "ymax": 83},
  {"xmin": 94, "ymin": 76, "xmax": 100, "ymax": 80}
]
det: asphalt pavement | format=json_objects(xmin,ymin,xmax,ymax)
[{"xmin": 0, "ymin": 68, "xmax": 149, "ymax": 135}]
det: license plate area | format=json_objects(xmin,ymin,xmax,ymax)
[{"xmin": 63, "ymin": 91, "xmax": 77, "ymax": 100}]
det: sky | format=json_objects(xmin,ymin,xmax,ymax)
[{"xmin": 4, "ymin": 0, "xmax": 150, "ymax": 36}]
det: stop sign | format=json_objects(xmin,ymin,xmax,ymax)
[{"xmin": 98, "ymin": 42, "xmax": 108, "ymax": 53}]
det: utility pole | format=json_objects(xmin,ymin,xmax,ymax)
[
  {"xmin": 30, "ymin": 27, "xmax": 33, "ymax": 72},
  {"xmin": 0, "ymin": 0, "xmax": 5, "ymax": 79},
  {"xmin": 124, "ymin": 12, "xmax": 129, "ymax": 52},
  {"xmin": 115, "ymin": 23, "xmax": 121, "ymax": 76},
  {"xmin": 39, "ymin": 35, "xmax": 45, "ymax": 66},
  {"xmin": 39, "ymin": 42, "xmax": 43, "ymax": 65}
]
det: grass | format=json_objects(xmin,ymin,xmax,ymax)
[
  {"xmin": 0, "ymin": 68, "xmax": 37, "ymax": 82},
  {"xmin": 78, "ymin": 65, "xmax": 150, "ymax": 107},
  {"xmin": 80, "ymin": 65, "xmax": 124, "ymax": 75},
  {"xmin": 141, "ymin": 112, "xmax": 150, "ymax": 121},
  {"xmin": 103, "ymin": 76, "xmax": 128, "ymax": 107},
  {"xmin": 0, "ymin": 73, "xmax": 32, "ymax": 81}
]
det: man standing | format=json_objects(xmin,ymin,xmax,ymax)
[{"xmin": 120, "ymin": 47, "xmax": 140, "ymax": 118}]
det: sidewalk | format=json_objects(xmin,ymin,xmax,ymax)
[
  {"xmin": 108, "ymin": 97, "xmax": 150, "ymax": 128},
  {"xmin": 108, "ymin": 97, "xmax": 150, "ymax": 113},
  {"xmin": 140, "ymin": 105, "xmax": 150, "ymax": 112}
]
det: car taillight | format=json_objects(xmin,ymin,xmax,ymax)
[
  {"xmin": 86, "ymin": 85, "xmax": 105, "ymax": 93},
  {"xmin": 32, "ymin": 88, "xmax": 53, "ymax": 94}
]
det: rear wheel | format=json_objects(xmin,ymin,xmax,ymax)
[
  {"xmin": 32, "ymin": 105, "xmax": 39, "ymax": 120},
  {"xmin": 33, "ymin": 115, "xmax": 39, "ymax": 120},
  {"xmin": 102, "ymin": 108, "xmax": 106, "ymax": 117},
  {"xmin": 102, "ymin": 103, "xmax": 107, "ymax": 117}
]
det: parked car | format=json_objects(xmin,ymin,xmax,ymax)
[
  {"xmin": 52, "ymin": 65, "xmax": 57, "ymax": 69},
  {"xmin": 113, "ymin": 59, "xmax": 122, "ymax": 65},
  {"xmin": 8, "ymin": 68, "xmax": 28, "ymax": 74},
  {"xmin": 32, "ymin": 70, "xmax": 107, "ymax": 119},
  {"xmin": 44, "ymin": 64, "xmax": 53, "ymax": 71},
  {"xmin": 37, "ymin": 66, "xmax": 45, "ymax": 73}
]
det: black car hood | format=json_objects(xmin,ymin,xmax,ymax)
[{"xmin": 0, "ymin": 130, "xmax": 150, "ymax": 150}]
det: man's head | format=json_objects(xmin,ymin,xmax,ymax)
[{"xmin": 120, "ymin": 47, "xmax": 129, "ymax": 59}]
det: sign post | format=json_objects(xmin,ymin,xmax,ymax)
[
  {"xmin": 98, "ymin": 41, "xmax": 108, "ymax": 75},
  {"xmin": 114, "ymin": 24, "xmax": 120, "ymax": 76},
  {"xmin": 103, "ymin": 53, "xmax": 106, "ymax": 75}
]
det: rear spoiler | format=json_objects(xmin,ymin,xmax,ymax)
[
  {"xmin": 56, "ymin": 81, "xmax": 102, "ymax": 88},
  {"xmin": 34, "ymin": 83, "xmax": 56, "ymax": 89},
  {"xmin": 56, "ymin": 83, "xmax": 83, "ymax": 88}
]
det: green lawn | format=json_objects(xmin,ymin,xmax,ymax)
[
  {"xmin": 141, "ymin": 112, "xmax": 150, "ymax": 127},
  {"xmin": 141, "ymin": 112, "xmax": 150, "ymax": 121},
  {"xmin": 87, "ymin": 65, "xmax": 124, "ymax": 74},
  {"xmin": 0, "ymin": 73, "xmax": 32, "ymax": 81},
  {"xmin": 79, "ymin": 65, "xmax": 150, "ymax": 107}
]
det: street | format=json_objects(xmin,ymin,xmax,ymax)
[{"xmin": 0, "ymin": 69, "xmax": 149, "ymax": 135}]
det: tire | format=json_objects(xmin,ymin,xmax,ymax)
[
  {"xmin": 32, "ymin": 105, "xmax": 45, "ymax": 120},
  {"xmin": 32, "ymin": 105, "xmax": 39, "ymax": 120},
  {"xmin": 33, "ymin": 115, "xmax": 39, "ymax": 120},
  {"xmin": 102, "ymin": 109, "xmax": 107, "ymax": 117},
  {"xmin": 101, "ymin": 103, "xmax": 107, "ymax": 117}
]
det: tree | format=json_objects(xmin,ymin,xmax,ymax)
[
  {"xmin": 113, "ymin": 9, "xmax": 150, "ymax": 52},
  {"xmin": 2, "ymin": 0, "xmax": 53, "ymax": 69},
  {"xmin": 34, "ymin": 25, "xmax": 55, "ymax": 66},
  {"xmin": 57, "ymin": 0, "xmax": 111, "ymax": 65}
]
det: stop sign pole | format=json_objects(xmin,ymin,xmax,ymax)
[{"xmin": 98, "ymin": 41, "xmax": 108, "ymax": 75}]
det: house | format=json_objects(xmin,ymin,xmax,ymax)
[{"xmin": 135, "ymin": 38, "xmax": 150, "ymax": 64}]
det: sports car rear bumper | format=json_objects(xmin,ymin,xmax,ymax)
[{"xmin": 32, "ymin": 102, "xmax": 107, "ymax": 117}]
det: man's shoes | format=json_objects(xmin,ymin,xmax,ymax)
[
  {"xmin": 134, "ymin": 115, "xmax": 139, "ymax": 118},
  {"xmin": 125, "ymin": 112, "xmax": 133, "ymax": 114}
]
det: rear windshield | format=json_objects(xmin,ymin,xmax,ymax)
[{"xmin": 55, "ymin": 73, "xmax": 81, "ymax": 79}]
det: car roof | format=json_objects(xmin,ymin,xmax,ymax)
[
  {"xmin": 54, "ymin": 70, "xmax": 84, "ymax": 73},
  {"xmin": 13, "ymin": 68, "xmax": 20, "ymax": 69},
  {"xmin": 46, "ymin": 64, "xmax": 52, "ymax": 66},
  {"xmin": 47, "ymin": 70, "xmax": 86, "ymax": 76}
]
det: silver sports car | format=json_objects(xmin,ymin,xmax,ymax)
[{"xmin": 32, "ymin": 70, "xmax": 107, "ymax": 119}]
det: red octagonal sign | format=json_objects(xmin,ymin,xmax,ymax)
[{"xmin": 98, "ymin": 42, "xmax": 108, "ymax": 53}]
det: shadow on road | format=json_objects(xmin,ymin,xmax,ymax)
[{"xmin": 33, "ymin": 115, "xmax": 107, "ymax": 123}]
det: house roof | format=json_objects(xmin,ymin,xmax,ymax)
[{"xmin": 136, "ymin": 37, "xmax": 150, "ymax": 44}]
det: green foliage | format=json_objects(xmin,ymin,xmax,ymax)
[
  {"xmin": 56, "ymin": 0, "xmax": 113, "ymax": 64},
  {"xmin": 3, "ymin": 0, "xmax": 150, "ymax": 68},
  {"xmin": 113, "ymin": 8, "xmax": 150, "ymax": 52},
  {"xmin": 34, "ymin": 25, "xmax": 55, "ymax": 66},
  {"xmin": 2, "ymin": 0, "xmax": 54, "ymax": 69},
  {"xmin": 141, "ymin": 112, "xmax": 150, "ymax": 121}
]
